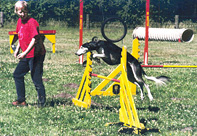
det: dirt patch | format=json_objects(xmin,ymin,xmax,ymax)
[
  {"xmin": 91, "ymin": 100, "xmax": 102, "ymax": 107},
  {"xmin": 53, "ymin": 92, "xmax": 102, "ymax": 107},
  {"xmin": 171, "ymin": 98, "xmax": 188, "ymax": 101},
  {"xmin": 63, "ymin": 83, "xmax": 79, "ymax": 89},
  {"xmin": 55, "ymin": 83, "xmax": 102, "ymax": 107},
  {"xmin": 42, "ymin": 78, "xmax": 50, "ymax": 82},
  {"xmin": 54, "ymin": 93, "xmax": 74, "ymax": 99},
  {"xmin": 181, "ymin": 127, "xmax": 193, "ymax": 132}
]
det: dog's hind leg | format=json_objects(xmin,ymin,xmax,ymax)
[
  {"xmin": 134, "ymin": 82, "xmax": 144, "ymax": 100},
  {"xmin": 128, "ymin": 63, "xmax": 153, "ymax": 101},
  {"xmin": 144, "ymin": 83, "xmax": 153, "ymax": 101},
  {"xmin": 127, "ymin": 62, "xmax": 145, "ymax": 100}
]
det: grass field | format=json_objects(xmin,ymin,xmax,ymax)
[{"xmin": 0, "ymin": 23, "xmax": 196, "ymax": 136}]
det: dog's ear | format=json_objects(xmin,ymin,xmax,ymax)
[{"xmin": 92, "ymin": 36, "xmax": 99, "ymax": 42}]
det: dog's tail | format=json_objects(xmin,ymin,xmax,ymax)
[{"xmin": 144, "ymin": 75, "xmax": 170, "ymax": 86}]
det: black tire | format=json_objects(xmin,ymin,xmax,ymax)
[{"xmin": 101, "ymin": 17, "xmax": 127, "ymax": 43}]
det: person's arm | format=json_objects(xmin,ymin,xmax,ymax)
[
  {"xmin": 17, "ymin": 38, "xmax": 36, "ymax": 59},
  {"xmin": 14, "ymin": 42, "xmax": 20, "ymax": 58}
]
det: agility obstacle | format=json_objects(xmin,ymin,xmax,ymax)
[
  {"xmin": 132, "ymin": 38, "xmax": 197, "ymax": 68},
  {"xmin": 133, "ymin": 27, "xmax": 194, "ymax": 43},
  {"xmin": 72, "ymin": 46, "xmax": 145, "ymax": 134},
  {"xmin": 8, "ymin": 30, "xmax": 56, "ymax": 54}
]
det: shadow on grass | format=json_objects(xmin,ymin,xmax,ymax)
[
  {"xmin": 137, "ymin": 106, "xmax": 160, "ymax": 112},
  {"xmin": 91, "ymin": 104, "xmax": 120, "ymax": 112},
  {"xmin": 27, "ymin": 95, "xmax": 161, "ymax": 135},
  {"xmin": 101, "ymin": 106, "xmax": 160, "ymax": 135},
  {"xmin": 46, "ymin": 98, "xmax": 73, "ymax": 107},
  {"xmin": 106, "ymin": 122, "xmax": 160, "ymax": 135},
  {"xmin": 118, "ymin": 127, "xmax": 160, "ymax": 135},
  {"xmin": 27, "ymin": 98, "xmax": 73, "ymax": 107}
]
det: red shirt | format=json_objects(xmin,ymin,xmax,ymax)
[{"xmin": 16, "ymin": 18, "xmax": 45, "ymax": 58}]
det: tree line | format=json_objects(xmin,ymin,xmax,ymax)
[{"xmin": 0, "ymin": 0, "xmax": 196, "ymax": 27}]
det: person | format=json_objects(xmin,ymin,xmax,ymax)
[{"xmin": 12, "ymin": 1, "xmax": 46, "ymax": 107}]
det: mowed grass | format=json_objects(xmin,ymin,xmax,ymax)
[{"xmin": 0, "ymin": 23, "xmax": 196, "ymax": 136}]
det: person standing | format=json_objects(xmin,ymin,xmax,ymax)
[{"xmin": 12, "ymin": 1, "xmax": 46, "ymax": 107}]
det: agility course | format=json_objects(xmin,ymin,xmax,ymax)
[{"xmin": 1, "ymin": 23, "xmax": 196, "ymax": 136}]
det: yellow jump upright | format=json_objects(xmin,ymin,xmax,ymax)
[
  {"xmin": 72, "ymin": 52, "xmax": 92, "ymax": 109},
  {"xmin": 118, "ymin": 46, "xmax": 145, "ymax": 134}
]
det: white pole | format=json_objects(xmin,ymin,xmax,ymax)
[{"xmin": 0, "ymin": 12, "xmax": 3, "ymax": 27}]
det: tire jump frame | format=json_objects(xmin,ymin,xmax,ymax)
[{"xmin": 72, "ymin": 45, "xmax": 145, "ymax": 134}]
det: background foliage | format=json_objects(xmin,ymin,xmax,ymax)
[{"xmin": 0, "ymin": 0, "xmax": 197, "ymax": 27}]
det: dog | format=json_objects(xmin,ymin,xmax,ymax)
[{"xmin": 75, "ymin": 37, "xmax": 170, "ymax": 101}]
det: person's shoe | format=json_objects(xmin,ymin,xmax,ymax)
[{"xmin": 12, "ymin": 100, "xmax": 27, "ymax": 106}]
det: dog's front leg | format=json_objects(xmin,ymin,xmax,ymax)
[
  {"xmin": 92, "ymin": 56, "xmax": 101, "ymax": 63},
  {"xmin": 93, "ymin": 53, "xmax": 105, "ymax": 58}
]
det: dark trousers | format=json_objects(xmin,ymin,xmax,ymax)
[{"xmin": 13, "ymin": 54, "xmax": 46, "ymax": 103}]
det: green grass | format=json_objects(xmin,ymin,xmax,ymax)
[{"xmin": 0, "ymin": 24, "xmax": 196, "ymax": 136}]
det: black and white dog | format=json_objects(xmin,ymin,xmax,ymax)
[{"xmin": 75, "ymin": 37, "xmax": 170, "ymax": 101}]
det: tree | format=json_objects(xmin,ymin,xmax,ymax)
[{"xmin": 0, "ymin": 0, "xmax": 196, "ymax": 27}]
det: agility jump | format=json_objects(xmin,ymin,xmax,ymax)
[{"xmin": 72, "ymin": 46, "xmax": 145, "ymax": 134}]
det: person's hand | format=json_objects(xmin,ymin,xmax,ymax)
[
  {"xmin": 14, "ymin": 49, "xmax": 19, "ymax": 58},
  {"xmin": 17, "ymin": 52, "xmax": 26, "ymax": 59}
]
